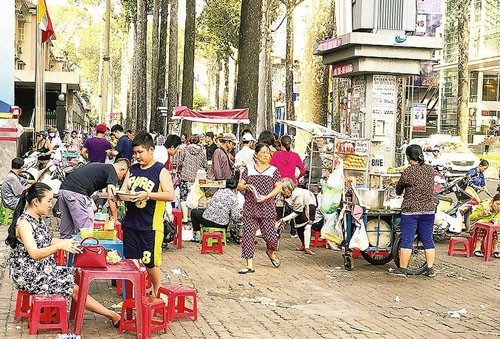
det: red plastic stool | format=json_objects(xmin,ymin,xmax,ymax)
[
  {"xmin": 448, "ymin": 237, "xmax": 472, "ymax": 257},
  {"xmin": 172, "ymin": 208, "xmax": 183, "ymax": 249},
  {"xmin": 311, "ymin": 230, "xmax": 327, "ymax": 248},
  {"xmin": 157, "ymin": 286, "xmax": 197, "ymax": 322},
  {"xmin": 201, "ymin": 232, "xmax": 223, "ymax": 254},
  {"xmin": 14, "ymin": 291, "xmax": 31, "ymax": 322},
  {"xmin": 118, "ymin": 296, "xmax": 167, "ymax": 337},
  {"xmin": 28, "ymin": 294, "xmax": 68, "ymax": 335}
]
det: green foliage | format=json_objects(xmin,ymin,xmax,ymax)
[
  {"xmin": 197, "ymin": 0, "xmax": 241, "ymax": 62},
  {"xmin": 193, "ymin": 92, "xmax": 208, "ymax": 111}
]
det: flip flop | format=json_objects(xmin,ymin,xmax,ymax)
[
  {"xmin": 493, "ymin": 252, "xmax": 500, "ymax": 259},
  {"xmin": 474, "ymin": 250, "xmax": 484, "ymax": 257},
  {"xmin": 266, "ymin": 250, "xmax": 281, "ymax": 267},
  {"xmin": 238, "ymin": 268, "xmax": 255, "ymax": 274},
  {"xmin": 295, "ymin": 246, "xmax": 305, "ymax": 251},
  {"xmin": 304, "ymin": 248, "xmax": 315, "ymax": 255}
]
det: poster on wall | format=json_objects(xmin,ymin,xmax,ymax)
[
  {"xmin": 412, "ymin": 103, "xmax": 427, "ymax": 132},
  {"xmin": 372, "ymin": 75, "xmax": 396, "ymax": 140}
]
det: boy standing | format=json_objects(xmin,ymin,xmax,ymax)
[{"xmin": 122, "ymin": 131, "xmax": 175, "ymax": 295}]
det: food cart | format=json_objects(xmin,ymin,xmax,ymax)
[{"xmin": 276, "ymin": 120, "xmax": 427, "ymax": 271}]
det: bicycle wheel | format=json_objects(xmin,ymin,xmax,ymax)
[
  {"xmin": 361, "ymin": 250, "xmax": 393, "ymax": 265},
  {"xmin": 391, "ymin": 233, "xmax": 427, "ymax": 275}
]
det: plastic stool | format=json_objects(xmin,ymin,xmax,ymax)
[
  {"xmin": 201, "ymin": 232, "xmax": 223, "ymax": 254},
  {"xmin": 448, "ymin": 237, "xmax": 472, "ymax": 257},
  {"xmin": 2, "ymin": 207, "xmax": 12, "ymax": 225},
  {"xmin": 54, "ymin": 249, "xmax": 67, "ymax": 266},
  {"xmin": 29, "ymin": 294, "xmax": 68, "ymax": 335},
  {"xmin": 311, "ymin": 230, "xmax": 327, "ymax": 248},
  {"xmin": 14, "ymin": 290, "xmax": 31, "ymax": 322},
  {"xmin": 201, "ymin": 226, "xmax": 227, "ymax": 245},
  {"xmin": 118, "ymin": 296, "xmax": 168, "ymax": 337},
  {"xmin": 157, "ymin": 286, "xmax": 198, "ymax": 322},
  {"xmin": 172, "ymin": 208, "xmax": 183, "ymax": 249}
]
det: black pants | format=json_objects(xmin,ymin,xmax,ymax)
[
  {"xmin": 297, "ymin": 225, "xmax": 305, "ymax": 245},
  {"xmin": 190, "ymin": 209, "xmax": 228, "ymax": 232}
]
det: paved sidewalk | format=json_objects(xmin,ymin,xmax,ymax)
[{"xmin": 0, "ymin": 217, "xmax": 498, "ymax": 338}]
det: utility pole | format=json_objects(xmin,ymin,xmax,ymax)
[{"xmin": 100, "ymin": 0, "xmax": 111, "ymax": 124}]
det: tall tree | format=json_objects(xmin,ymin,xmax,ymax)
[
  {"xmin": 297, "ymin": 0, "xmax": 334, "ymax": 126},
  {"xmin": 150, "ymin": 0, "xmax": 160, "ymax": 132},
  {"xmin": 279, "ymin": 0, "xmax": 304, "ymax": 134},
  {"xmin": 235, "ymin": 0, "xmax": 263, "ymax": 128},
  {"xmin": 167, "ymin": 0, "xmax": 179, "ymax": 131},
  {"xmin": 154, "ymin": 0, "xmax": 169, "ymax": 134},
  {"xmin": 181, "ymin": 0, "xmax": 196, "ymax": 134},
  {"xmin": 457, "ymin": 0, "xmax": 471, "ymax": 142},
  {"xmin": 135, "ymin": 0, "xmax": 148, "ymax": 130}
]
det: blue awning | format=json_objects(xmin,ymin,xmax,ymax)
[{"xmin": 0, "ymin": 100, "xmax": 10, "ymax": 112}]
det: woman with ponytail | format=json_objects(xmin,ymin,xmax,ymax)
[
  {"xmin": 6, "ymin": 183, "xmax": 121, "ymax": 327},
  {"xmin": 389, "ymin": 144, "xmax": 438, "ymax": 277}
]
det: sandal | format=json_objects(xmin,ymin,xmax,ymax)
[
  {"xmin": 295, "ymin": 246, "xmax": 305, "ymax": 251},
  {"xmin": 304, "ymin": 248, "xmax": 315, "ymax": 255},
  {"xmin": 493, "ymin": 252, "xmax": 500, "ymax": 259},
  {"xmin": 238, "ymin": 267, "xmax": 255, "ymax": 274},
  {"xmin": 266, "ymin": 250, "xmax": 281, "ymax": 267},
  {"xmin": 474, "ymin": 250, "xmax": 484, "ymax": 257},
  {"xmin": 113, "ymin": 318, "xmax": 121, "ymax": 328}
]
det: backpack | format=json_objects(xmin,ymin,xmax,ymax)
[{"xmin": 163, "ymin": 218, "xmax": 177, "ymax": 244}]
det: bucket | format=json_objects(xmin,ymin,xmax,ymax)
[{"xmin": 352, "ymin": 188, "xmax": 386, "ymax": 210}]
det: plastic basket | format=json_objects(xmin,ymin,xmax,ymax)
[{"xmin": 80, "ymin": 229, "xmax": 117, "ymax": 240}]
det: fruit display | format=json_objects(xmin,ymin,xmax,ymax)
[
  {"xmin": 343, "ymin": 154, "xmax": 366, "ymax": 169},
  {"xmin": 387, "ymin": 166, "xmax": 408, "ymax": 174},
  {"xmin": 356, "ymin": 175, "xmax": 366, "ymax": 186},
  {"xmin": 106, "ymin": 250, "xmax": 121, "ymax": 264}
]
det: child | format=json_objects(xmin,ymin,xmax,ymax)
[{"xmin": 121, "ymin": 131, "xmax": 175, "ymax": 295}]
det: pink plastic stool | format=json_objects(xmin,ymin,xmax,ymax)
[
  {"xmin": 157, "ymin": 286, "xmax": 197, "ymax": 322},
  {"xmin": 448, "ymin": 237, "xmax": 472, "ymax": 257},
  {"xmin": 118, "ymin": 296, "xmax": 168, "ymax": 337},
  {"xmin": 29, "ymin": 294, "xmax": 68, "ymax": 335}
]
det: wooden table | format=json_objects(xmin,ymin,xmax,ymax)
[
  {"xmin": 70, "ymin": 259, "xmax": 143, "ymax": 338},
  {"xmin": 471, "ymin": 222, "xmax": 500, "ymax": 261}
]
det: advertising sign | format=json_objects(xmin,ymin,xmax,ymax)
[{"xmin": 412, "ymin": 104, "xmax": 427, "ymax": 132}]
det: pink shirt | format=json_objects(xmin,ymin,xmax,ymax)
[{"xmin": 270, "ymin": 150, "xmax": 305, "ymax": 184}]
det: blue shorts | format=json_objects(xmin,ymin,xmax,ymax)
[
  {"xmin": 123, "ymin": 227, "xmax": 163, "ymax": 268},
  {"xmin": 400, "ymin": 213, "xmax": 435, "ymax": 250}
]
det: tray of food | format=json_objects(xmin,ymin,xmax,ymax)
[{"xmin": 115, "ymin": 191, "xmax": 140, "ymax": 201}]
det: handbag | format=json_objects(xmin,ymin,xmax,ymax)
[
  {"xmin": 163, "ymin": 217, "xmax": 177, "ymax": 244},
  {"xmin": 73, "ymin": 237, "xmax": 107, "ymax": 268}
]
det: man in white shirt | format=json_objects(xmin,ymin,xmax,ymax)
[{"xmin": 234, "ymin": 133, "xmax": 256, "ymax": 174}]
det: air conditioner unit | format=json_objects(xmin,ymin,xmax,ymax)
[{"xmin": 352, "ymin": 0, "xmax": 416, "ymax": 32}]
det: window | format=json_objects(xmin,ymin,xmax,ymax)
[
  {"xmin": 17, "ymin": 21, "xmax": 25, "ymax": 42},
  {"xmin": 470, "ymin": 72, "xmax": 478, "ymax": 102},
  {"xmin": 482, "ymin": 75, "xmax": 499, "ymax": 101}
]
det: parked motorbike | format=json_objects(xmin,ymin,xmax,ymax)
[{"xmin": 432, "ymin": 173, "xmax": 483, "ymax": 243}]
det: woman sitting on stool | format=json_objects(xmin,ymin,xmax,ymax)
[
  {"xmin": 190, "ymin": 179, "xmax": 241, "ymax": 242},
  {"xmin": 470, "ymin": 193, "xmax": 500, "ymax": 258},
  {"xmin": 277, "ymin": 178, "xmax": 317, "ymax": 255}
]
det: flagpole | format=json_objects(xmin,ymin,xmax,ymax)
[{"xmin": 34, "ymin": 2, "xmax": 46, "ymax": 137}]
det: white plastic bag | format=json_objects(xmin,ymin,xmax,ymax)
[
  {"xmin": 321, "ymin": 160, "xmax": 344, "ymax": 214},
  {"xmin": 185, "ymin": 181, "xmax": 203, "ymax": 209},
  {"xmin": 321, "ymin": 207, "xmax": 345, "ymax": 245},
  {"xmin": 349, "ymin": 224, "xmax": 369, "ymax": 251}
]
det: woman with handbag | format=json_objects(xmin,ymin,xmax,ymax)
[{"xmin": 6, "ymin": 183, "xmax": 121, "ymax": 327}]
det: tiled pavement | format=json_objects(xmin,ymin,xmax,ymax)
[{"xmin": 0, "ymin": 217, "xmax": 498, "ymax": 339}]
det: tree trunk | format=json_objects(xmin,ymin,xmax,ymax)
[
  {"xmin": 129, "ymin": 23, "xmax": 137, "ymax": 132},
  {"xmin": 297, "ymin": 0, "xmax": 333, "ymax": 126},
  {"xmin": 257, "ymin": 0, "xmax": 269, "ymax": 134},
  {"xmin": 156, "ymin": 0, "xmax": 169, "ymax": 134},
  {"xmin": 181, "ymin": 0, "xmax": 196, "ymax": 135},
  {"xmin": 150, "ymin": 0, "xmax": 160, "ymax": 132},
  {"xmin": 266, "ymin": 22, "xmax": 273, "ymax": 132},
  {"xmin": 284, "ymin": 4, "xmax": 296, "ymax": 135},
  {"xmin": 222, "ymin": 54, "xmax": 230, "ymax": 109},
  {"xmin": 457, "ymin": 0, "xmax": 471, "ymax": 142},
  {"xmin": 214, "ymin": 60, "xmax": 221, "ymax": 109},
  {"xmin": 136, "ymin": 0, "xmax": 147, "ymax": 131},
  {"xmin": 235, "ymin": 0, "xmax": 263, "ymax": 128},
  {"xmin": 167, "ymin": 0, "xmax": 179, "ymax": 133}
]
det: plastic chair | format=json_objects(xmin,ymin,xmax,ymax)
[
  {"xmin": 157, "ymin": 286, "xmax": 198, "ymax": 322},
  {"xmin": 14, "ymin": 290, "xmax": 31, "ymax": 322},
  {"xmin": 118, "ymin": 296, "xmax": 168, "ymax": 337},
  {"xmin": 172, "ymin": 208, "xmax": 183, "ymax": 249},
  {"xmin": 29, "ymin": 294, "xmax": 68, "ymax": 335},
  {"xmin": 448, "ymin": 237, "xmax": 472, "ymax": 257},
  {"xmin": 201, "ymin": 226, "xmax": 227, "ymax": 245},
  {"xmin": 201, "ymin": 232, "xmax": 223, "ymax": 254},
  {"xmin": 311, "ymin": 229, "xmax": 327, "ymax": 248}
]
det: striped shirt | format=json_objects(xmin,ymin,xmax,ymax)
[{"xmin": 211, "ymin": 147, "xmax": 232, "ymax": 180}]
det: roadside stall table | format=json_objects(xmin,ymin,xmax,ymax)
[
  {"xmin": 70, "ymin": 259, "xmax": 144, "ymax": 338},
  {"xmin": 197, "ymin": 179, "xmax": 225, "ymax": 208}
]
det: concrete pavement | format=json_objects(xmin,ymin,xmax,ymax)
[{"xmin": 0, "ymin": 216, "xmax": 498, "ymax": 339}]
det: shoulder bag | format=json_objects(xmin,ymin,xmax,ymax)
[{"xmin": 73, "ymin": 237, "xmax": 107, "ymax": 268}]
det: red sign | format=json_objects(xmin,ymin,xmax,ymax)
[
  {"xmin": 317, "ymin": 37, "xmax": 342, "ymax": 51},
  {"xmin": 412, "ymin": 126, "xmax": 427, "ymax": 132},
  {"xmin": 333, "ymin": 64, "xmax": 353, "ymax": 76}
]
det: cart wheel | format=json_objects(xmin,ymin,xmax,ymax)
[
  {"xmin": 361, "ymin": 250, "xmax": 393, "ymax": 265},
  {"xmin": 391, "ymin": 234, "xmax": 427, "ymax": 275},
  {"xmin": 343, "ymin": 255, "xmax": 354, "ymax": 271}
]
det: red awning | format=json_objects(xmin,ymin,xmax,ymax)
[{"xmin": 172, "ymin": 106, "xmax": 249, "ymax": 124}]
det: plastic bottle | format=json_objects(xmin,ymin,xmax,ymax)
[{"xmin": 56, "ymin": 334, "xmax": 81, "ymax": 339}]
